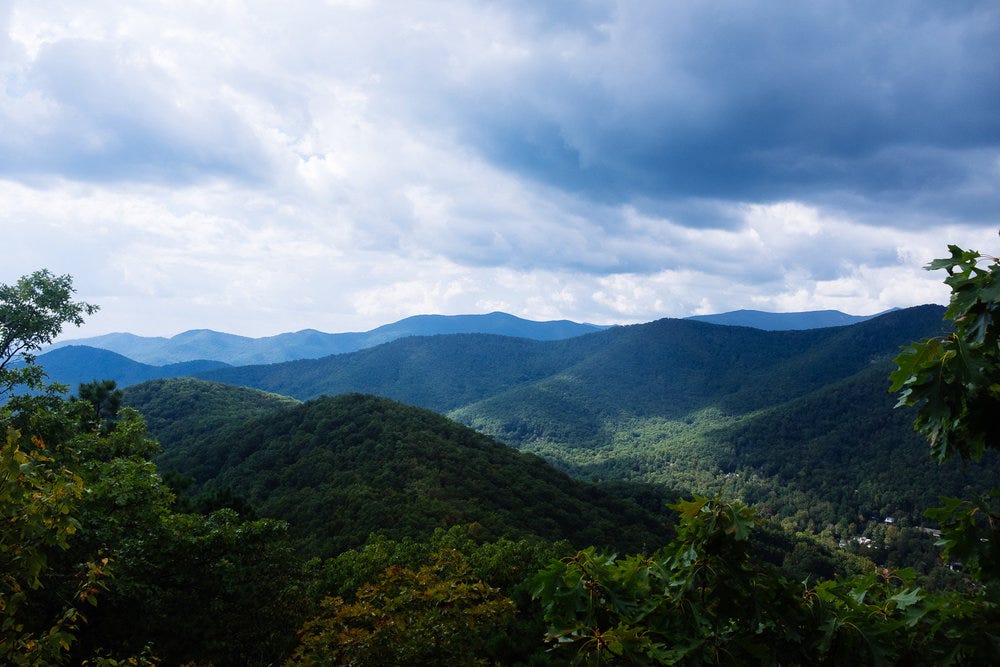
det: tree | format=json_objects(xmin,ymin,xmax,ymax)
[
  {"xmin": 0, "ymin": 270, "xmax": 97, "ymax": 397},
  {"xmin": 74, "ymin": 380, "xmax": 124, "ymax": 434},
  {"xmin": 531, "ymin": 497, "xmax": 811, "ymax": 665},
  {"xmin": 0, "ymin": 426, "xmax": 106, "ymax": 665},
  {"xmin": 1, "ymin": 271, "xmax": 307, "ymax": 664},
  {"xmin": 290, "ymin": 548, "xmax": 516, "ymax": 666},
  {"xmin": 85, "ymin": 509, "xmax": 305, "ymax": 667},
  {"xmin": 890, "ymin": 245, "xmax": 1000, "ymax": 462},
  {"xmin": 0, "ymin": 272, "xmax": 103, "ymax": 664},
  {"xmin": 890, "ymin": 244, "xmax": 1000, "ymax": 581},
  {"xmin": 531, "ymin": 496, "xmax": 999, "ymax": 665}
]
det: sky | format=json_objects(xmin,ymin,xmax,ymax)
[{"xmin": 3, "ymin": 1, "xmax": 999, "ymax": 339}]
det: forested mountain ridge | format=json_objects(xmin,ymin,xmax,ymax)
[
  {"xmin": 193, "ymin": 303, "xmax": 946, "ymax": 413},
  {"xmin": 44, "ymin": 306, "xmax": 886, "ymax": 374},
  {"xmin": 46, "ymin": 304, "xmax": 985, "ymax": 540},
  {"xmin": 124, "ymin": 383, "xmax": 672, "ymax": 556},
  {"xmin": 124, "ymin": 378, "xmax": 300, "ymax": 482},
  {"xmin": 196, "ymin": 332, "xmax": 608, "ymax": 411},
  {"xmin": 455, "ymin": 304, "xmax": 948, "ymax": 454},
  {"xmin": 452, "ymin": 306, "xmax": 1000, "ymax": 528},
  {"xmin": 181, "ymin": 305, "xmax": 990, "ymax": 532},
  {"xmin": 454, "ymin": 304, "xmax": 946, "ymax": 426},
  {"xmin": 51, "ymin": 308, "xmax": 887, "ymax": 367},
  {"xmin": 28, "ymin": 345, "xmax": 229, "ymax": 389},
  {"xmin": 48, "ymin": 311, "xmax": 607, "ymax": 365}
]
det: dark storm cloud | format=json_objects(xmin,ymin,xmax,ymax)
[{"xmin": 448, "ymin": 1, "xmax": 1000, "ymax": 224}]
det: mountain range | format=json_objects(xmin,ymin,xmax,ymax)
[
  {"xmin": 191, "ymin": 305, "xmax": 942, "ymax": 411},
  {"xmin": 15, "ymin": 297, "xmax": 995, "ymax": 664},
  {"xmin": 46, "ymin": 308, "xmax": 881, "ymax": 366},
  {"xmin": 35, "ymin": 303, "xmax": 993, "ymax": 538},
  {"xmin": 100, "ymin": 304, "xmax": 992, "ymax": 532},
  {"xmin": 46, "ymin": 311, "xmax": 608, "ymax": 365}
]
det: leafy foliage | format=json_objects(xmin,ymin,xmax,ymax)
[
  {"xmin": 291, "ymin": 549, "xmax": 517, "ymax": 666},
  {"xmin": 88, "ymin": 509, "xmax": 306, "ymax": 666},
  {"xmin": 302, "ymin": 525, "xmax": 573, "ymax": 664},
  {"xmin": 73, "ymin": 380, "xmax": 123, "ymax": 434},
  {"xmin": 891, "ymin": 245, "xmax": 1000, "ymax": 588},
  {"xmin": 0, "ymin": 426, "xmax": 101, "ymax": 665},
  {"xmin": 311, "ymin": 524, "xmax": 570, "ymax": 599},
  {"xmin": 532, "ymin": 498, "xmax": 1000, "ymax": 665},
  {"xmin": 1, "ymin": 384, "xmax": 308, "ymax": 665},
  {"xmin": 1, "ymin": 271, "xmax": 307, "ymax": 665},
  {"xmin": 924, "ymin": 492, "xmax": 1000, "ymax": 582},
  {"xmin": 891, "ymin": 245, "xmax": 1000, "ymax": 462},
  {"xmin": 0, "ymin": 270, "xmax": 97, "ymax": 397},
  {"xmin": 531, "ymin": 498, "xmax": 804, "ymax": 665}
]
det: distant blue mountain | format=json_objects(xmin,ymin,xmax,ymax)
[
  {"xmin": 47, "ymin": 312, "xmax": 608, "ymax": 365},
  {"xmin": 685, "ymin": 309, "xmax": 892, "ymax": 331},
  {"xmin": 42, "ymin": 309, "xmax": 892, "ymax": 372},
  {"xmin": 31, "ymin": 346, "xmax": 230, "ymax": 391}
]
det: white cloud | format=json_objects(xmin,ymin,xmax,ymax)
[{"xmin": 2, "ymin": 1, "xmax": 997, "ymax": 340}]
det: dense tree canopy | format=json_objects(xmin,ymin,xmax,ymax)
[{"xmin": 0, "ymin": 272, "xmax": 304, "ymax": 665}]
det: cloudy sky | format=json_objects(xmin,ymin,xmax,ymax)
[{"xmin": 3, "ymin": 1, "xmax": 999, "ymax": 338}]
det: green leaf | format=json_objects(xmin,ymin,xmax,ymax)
[
  {"xmin": 671, "ymin": 496, "xmax": 709, "ymax": 520},
  {"xmin": 888, "ymin": 587, "xmax": 921, "ymax": 611}
]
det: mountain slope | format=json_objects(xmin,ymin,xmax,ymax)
[
  {"xmin": 49, "ymin": 312, "xmax": 607, "ymax": 365},
  {"xmin": 196, "ymin": 304, "xmax": 946, "ymax": 418},
  {"xmin": 448, "ymin": 306, "xmax": 981, "ymax": 524},
  {"xmin": 31, "ymin": 346, "xmax": 229, "ymax": 390},
  {"xmin": 124, "ymin": 378, "xmax": 299, "ymax": 482},
  {"xmin": 197, "ymin": 333, "xmax": 609, "ymax": 410},
  {"xmin": 185, "ymin": 305, "xmax": 984, "ymax": 530},
  {"xmin": 718, "ymin": 362, "xmax": 1000, "ymax": 522},
  {"xmin": 124, "ymin": 384, "xmax": 671, "ymax": 556}
]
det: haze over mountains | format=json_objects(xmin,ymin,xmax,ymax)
[{"xmin": 33, "ymin": 346, "xmax": 230, "ymax": 388}]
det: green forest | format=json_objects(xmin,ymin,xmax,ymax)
[{"xmin": 3, "ymin": 249, "xmax": 999, "ymax": 665}]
